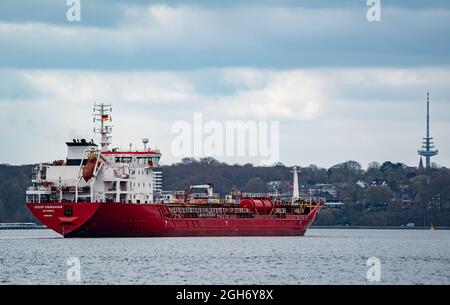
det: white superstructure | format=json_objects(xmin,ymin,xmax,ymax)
[
  {"xmin": 26, "ymin": 103, "xmax": 161, "ymax": 204},
  {"xmin": 152, "ymin": 170, "xmax": 163, "ymax": 195}
]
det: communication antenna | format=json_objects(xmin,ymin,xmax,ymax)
[
  {"xmin": 417, "ymin": 92, "xmax": 438, "ymax": 169},
  {"xmin": 93, "ymin": 103, "xmax": 112, "ymax": 152}
]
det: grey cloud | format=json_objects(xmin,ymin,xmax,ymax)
[
  {"xmin": 0, "ymin": 68, "xmax": 449, "ymax": 168},
  {"xmin": 0, "ymin": 69, "xmax": 40, "ymax": 100},
  {"xmin": 0, "ymin": 4, "xmax": 449, "ymax": 69}
]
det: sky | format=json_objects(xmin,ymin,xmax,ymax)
[{"xmin": 0, "ymin": 0, "xmax": 449, "ymax": 168}]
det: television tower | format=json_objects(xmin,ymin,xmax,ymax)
[{"xmin": 418, "ymin": 92, "xmax": 438, "ymax": 169}]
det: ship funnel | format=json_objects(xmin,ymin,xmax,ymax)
[{"xmin": 291, "ymin": 166, "xmax": 300, "ymax": 203}]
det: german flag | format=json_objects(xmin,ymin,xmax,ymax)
[{"xmin": 101, "ymin": 114, "xmax": 109, "ymax": 121}]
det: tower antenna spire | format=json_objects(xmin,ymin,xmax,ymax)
[
  {"xmin": 418, "ymin": 92, "xmax": 438, "ymax": 169},
  {"xmin": 426, "ymin": 92, "xmax": 430, "ymax": 139}
]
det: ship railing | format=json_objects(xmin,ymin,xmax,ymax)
[
  {"xmin": 27, "ymin": 186, "xmax": 51, "ymax": 192},
  {"xmin": 168, "ymin": 213, "xmax": 294, "ymax": 219},
  {"xmin": 229, "ymin": 192, "xmax": 284, "ymax": 199},
  {"xmin": 286, "ymin": 214, "xmax": 308, "ymax": 219},
  {"xmin": 159, "ymin": 198, "xmax": 239, "ymax": 205},
  {"xmin": 241, "ymin": 192, "xmax": 269, "ymax": 198},
  {"xmin": 273, "ymin": 208, "xmax": 287, "ymax": 213},
  {"xmin": 26, "ymin": 197, "xmax": 39, "ymax": 203},
  {"xmin": 189, "ymin": 193, "xmax": 220, "ymax": 199},
  {"xmin": 168, "ymin": 207, "xmax": 251, "ymax": 213},
  {"xmin": 272, "ymin": 196, "xmax": 325, "ymax": 205},
  {"xmin": 119, "ymin": 148, "xmax": 161, "ymax": 153},
  {"xmin": 161, "ymin": 190, "xmax": 177, "ymax": 195},
  {"xmin": 297, "ymin": 196, "xmax": 326, "ymax": 204}
]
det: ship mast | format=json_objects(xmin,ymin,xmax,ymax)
[
  {"xmin": 291, "ymin": 166, "xmax": 300, "ymax": 203},
  {"xmin": 93, "ymin": 103, "xmax": 112, "ymax": 151}
]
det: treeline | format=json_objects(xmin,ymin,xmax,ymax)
[
  {"xmin": 0, "ymin": 164, "xmax": 34, "ymax": 222},
  {"xmin": 161, "ymin": 157, "xmax": 292, "ymax": 195},
  {"xmin": 1, "ymin": 158, "xmax": 449, "ymax": 226}
]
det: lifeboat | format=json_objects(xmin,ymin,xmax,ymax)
[{"xmin": 82, "ymin": 155, "xmax": 97, "ymax": 181}]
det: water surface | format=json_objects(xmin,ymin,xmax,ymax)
[{"xmin": 0, "ymin": 229, "xmax": 449, "ymax": 284}]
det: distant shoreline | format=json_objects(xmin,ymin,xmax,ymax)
[{"xmin": 0, "ymin": 223, "xmax": 47, "ymax": 230}]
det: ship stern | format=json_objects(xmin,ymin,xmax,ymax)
[{"xmin": 27, "ymin": 202, "xmax": 100, "ymax": 237}]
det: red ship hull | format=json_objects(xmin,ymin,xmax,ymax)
[{"xmin": 27, "ymin": 202, "xmax": 321, "ymax": 237}]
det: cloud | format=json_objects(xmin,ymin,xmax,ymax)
[
  {"xmin": 214, "ymin": 69, "xmax": 326, "ymax": 120},
  {"xmin": 1, "ymin": 67, "xmax": 449, "ymax": 168},
  {"xmin": 24, "ymin": 70, "xmax": 198, "ymax": 105},
  {"xmin": 2, "ymin": 1, "xmax": 450, "ymax": 27},
  {"xmin": 1, "ymin": 4, "xmax": 450, "ymax": 69},
  {"xmin": 0, "ymin": 1, "xmax": 449, "ymax": 167}
]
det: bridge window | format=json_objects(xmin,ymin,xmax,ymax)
[
  {"xmin": 115, "ymin": 157, "xmax": 132, "ymax": 163},
  {"xmin": 137, "ymin": 157, "xmax": 147, "ymax": 165}
]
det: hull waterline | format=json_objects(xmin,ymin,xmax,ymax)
[{"xmin": 27, "ymin": 202, "xmax": 321, "ymax": 238}]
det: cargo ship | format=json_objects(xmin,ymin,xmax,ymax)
[{"xmin": 26, "ymin": 104, "xmax": 324, "ymax": 237}]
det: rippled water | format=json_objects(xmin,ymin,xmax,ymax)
[{"xmin": 0, "ymin": 229, "xmax": 449, "ymax": 284}]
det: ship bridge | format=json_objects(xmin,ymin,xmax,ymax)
[{"xmin": 104, "ymin": 150, "xmax": 161, "ymax": 168}]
